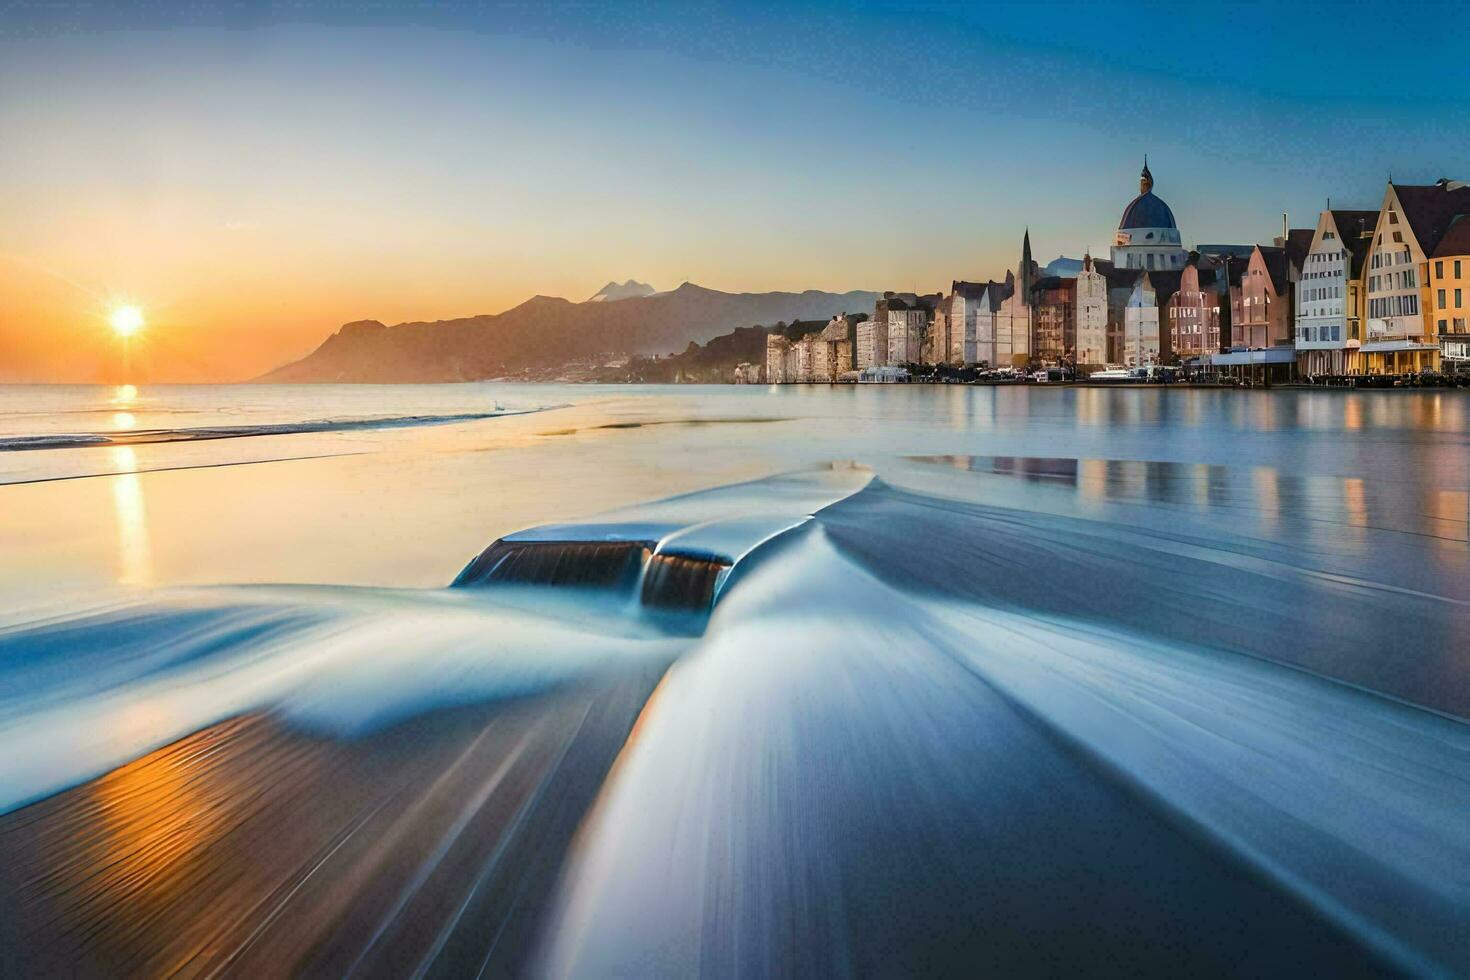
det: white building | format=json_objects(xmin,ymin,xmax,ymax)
[
  {"xmin": 1294, "ymin": 208, "xmax": 1377, "ymax": 375},
  {"xmin": 765, "ymin": 334, "xmax": 791, "ymax": 383},
  {"xmin": 796, "ymin": 332, "xmax": 819, "ymax": 381},
  {"xmin": 941, "ymin": 282, "xmax": 988, "ymax": 365},
  {"xmin": 886, "ymin": 304, "xmax": 929, "ymax": 366},
  {"xmin": 1110, "ymin": 160, "xmax": 1187, "ymax": 272},
  {"xmin": 1122, "ymin": 272, "xmax": 1163, "ymax": 366},
  {"xmin": 1075, "ymin": 254, "xmax": 1108, "ymax": 365},
  {"xmin": 856, "ymin": 316, "xmax": 888, "ymax": 369}
]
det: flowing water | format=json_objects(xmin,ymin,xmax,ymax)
[{"xmin": 0, "ymin": 383, "xmax": 1467, "ymax": 976}]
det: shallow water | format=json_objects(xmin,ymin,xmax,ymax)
[{"xmin": 0, "ymin": 383, "xmax": 1467, "ymax": 975}]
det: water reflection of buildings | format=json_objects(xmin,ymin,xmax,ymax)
[{"xmin": 911, "ymin": 453, "xmax": 1467, "ymax": 552}]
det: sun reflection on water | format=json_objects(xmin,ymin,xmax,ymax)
[{"xmin": 111, "ymin": 447, "xmax": 153, "ymax": 586}]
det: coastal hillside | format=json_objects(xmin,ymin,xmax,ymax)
[{"xmin": 257, "ymin": 282, "xmax": 878, "ymax": 383}]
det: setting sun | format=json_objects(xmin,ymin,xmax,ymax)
[{"xmin": 110, "ymin": 306, "xmax": 145, "ymax": 338}]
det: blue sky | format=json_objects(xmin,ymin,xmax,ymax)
[{"xmin": 2, "ymin": 0, "xmax": 1467, "ymax": 378}]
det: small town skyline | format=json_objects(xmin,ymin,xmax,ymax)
[{"xmin": 4, "ymin": 0, "xmax": 1469, "ymax": 382}]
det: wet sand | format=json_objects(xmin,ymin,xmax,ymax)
[{"xmin": 0, "ymin": 669, "xmax": 662, "ymax": 978}]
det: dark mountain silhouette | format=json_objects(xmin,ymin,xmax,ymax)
[{"xmin": 257, "ymin": 282, "xmax": 879, "ymax": 383}]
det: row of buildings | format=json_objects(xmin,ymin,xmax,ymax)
[{"xmin": 766, "ymin": 163, "xmax": 1470, "ymax": 382}]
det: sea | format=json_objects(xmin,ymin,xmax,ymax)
[{"xmin": 0, "ymin": 382, "xmax": 1467, "ymax": 975}]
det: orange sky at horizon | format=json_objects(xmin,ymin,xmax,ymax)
[{"xmin": 0, "ymin": 241, "xmax": 937, "ymax": 383}]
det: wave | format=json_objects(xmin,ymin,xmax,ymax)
[
  {"xmin": 4, "ymin": 467, "xmax": 1467, "ymax": 972},
  {"xmin": 0, "ymin": 409, "xmax": 545, "ymax": 452},
  {"xmin": 0, "ymin": 586, "xmax": 686, "ymax": 815},
  {"xmin": 540, "ymin": 525, "xmax": 1470, "ymax": 976}
]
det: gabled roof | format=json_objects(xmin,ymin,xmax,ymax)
[
  {"xmin": 1329, "ymin": 210, "xmax": 1379, "ymax": 277},
  {"xmin": 1136, "ymin": 270, "xmax": 1184, "ymax": 304},
  {"xmin": 1255, "ymin": 245, "xmax": 1290, "ymax": 294},
  {"xmin": 1430, "ymin": 213, "xmax": 1470, "ymax": 258},
  {"xmin": 1284, "ymin": 228, "xmax": 1315, "ymax": 271},
  {"xmin": 1392, "ymin": 181, "xmax": 1470, "ymax": 256}
]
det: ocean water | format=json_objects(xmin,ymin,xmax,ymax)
[{"xmin": 1, "ymin": 383, "xmax": 1467, "ymax": 974}]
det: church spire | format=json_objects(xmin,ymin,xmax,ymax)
[
  {"xmin": 1017, "ymin": 228, "xmax": 1035, "ymax": 299},
  {"xmin": 1140, "ymin": 156, "xmax": 1153, "ymax": 195}
]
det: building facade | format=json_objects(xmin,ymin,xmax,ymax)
[
  {"xmin": 765, "ymin": 334, "xmax": 791, "ymax": 383},
  {"xmin": 1293, "ymin": 209, "xmax": 1377, "ymax": 375},
  {"xmin": 1231, "ymin": 245, "xmax": 1292, "ymax": 350},
  {"xmin": 884, "ymin": 296, "xmax": 933, "ymax": 366},
  {"xmin": 1074, "ymin": 255, "xmax": 1109, "ymax": 366},
  {"xmin": 1031, "ymin": 276, "xmax": 1076, "ymax": 364},
  {"xmin": 1121, "ymin": 271, "xmax": 1180, "ymax": 366},
  {"xmin": 1429, "ymin": 213, "xmax": 1470, "ymax": 372},
  {"xmin": 1167, "ymin": 257, "xmax": 1223, "ymax": 360},
  {"xmin": 856, "ymin": 315, "xmax": 888, "ymax": 369},
  {"xmin": 1361, "ymin": 180, "xmax": 1470, "ymax": 373}
]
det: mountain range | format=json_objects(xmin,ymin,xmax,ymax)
[
  {"xmin": 257, "ymin": 282, "xmax": 879, "ymax": 383},
  {"xmin": 586, "ymin": 279, "xmax": 657, "ymax": 303}
]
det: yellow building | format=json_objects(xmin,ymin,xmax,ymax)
[
  {"xmin": 1429, "ymin": 216, "xmax": 1470, "ymax": 372},
  {"xmin": 1361, "ymin": 178, "xmax": 1470, "ymax": 374}
]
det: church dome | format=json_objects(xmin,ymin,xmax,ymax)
[
  {"xmin": 1119, "ymin": 192, "xmax": 1177, "ymax": 230},
  {"xmin": 1118, "ymin": 160, "xmax": 1177, "ymax": 230}
]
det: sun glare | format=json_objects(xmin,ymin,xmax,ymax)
[{"xmin": 110, "ymin": 306, "xmax": 145, "ymax": 338}]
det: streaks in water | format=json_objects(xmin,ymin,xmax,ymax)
[{"xmin": 0, "ymin": 409, "xmax": 546, "ymax": 453}]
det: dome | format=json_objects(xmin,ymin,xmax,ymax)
[{"xmin": 1119, "ymin": 192, "xmax": 1177, "ymax": 230}]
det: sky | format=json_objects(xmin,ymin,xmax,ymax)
[{"xmin": 2, "ymin": 0, "xmax": 1468, "ymax": 382}]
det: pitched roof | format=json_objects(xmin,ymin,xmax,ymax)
[
  {"xmin": 1392, "ymin": 181, "xmax": 1470, "ymax": 256},
  {"xmin": 1330, "ymin": 210, "xmax": 1379, "ymax": 276},
  {"xmin": 1140, "ymin": 270, "xmax": 1184, "ymax": 304},
  {"xmin": 1430, "ymin": 213, "xmax": 1470, "ymax": 258},
  {"xmin": 1284, "ymin": 228, "xmax": 1315, "ymax": 271},
  {"xmin": 1255, "ymin": 245, "xmax": 1290, "ymax": 294}
]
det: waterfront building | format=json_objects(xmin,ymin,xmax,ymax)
[
  {"xmin": 1121, "ymin": 270, "xmax": 1181, "ymax": 366},
  {"xmin": 796, "ymin": 330, "xmax": 820, "ymax": 381},
  {"xmin": 1103, "ymin": 265, "xmax": 1139, "ymax": 364},
  {"xmin": 1111, "ymin": 159, "xmax": 1187, "ymax": 272},
  {"xmin": 1230, "ymin": 245, "xmax": 1292, "ymax": 349},
  {"xmin": 1074, "ymin": 254, "xmax": 1108, "ymax": 366},
  {"xmin": 1293, "ymin": 209, "xmax": 1378, "ymax": 375},
  {"xmin": 1167, "ymin": 255, "xmax": 1224, "ymax": 360},
  {"xmin": 1031, "ymin": 276, "xmax": 1076, "ymax": 365},
  {"xmin": 979, "ymin": 232, "xmax": 1037, "ymax": 368},
  {"xmin": 1430, "ymin": 216, "xmax": 1470, "ymax": 371},
  {"xmin": 934, "ymin": 282, "xmax": 993, "ymax": 365},
  {"xmin": 1362, "ymin": 179, "xmax": 1470, "ymax": 373},
  {"xmin": 815, "ymin": 315, "xmax": 856, "ymax": 380},
  {"xmin": 765, "ymin": 333, "xmax": 791, "ymax": 383},
  {"xmin": 856, "ymin": 313, "xmax": 888, "ymax": 369},
  {"xmin": 884, "ymin": 294, "xmax": 934, "ymax": 366}
]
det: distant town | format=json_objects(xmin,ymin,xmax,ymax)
[{"xmin": 742, "ymin": 163, "xmax": 1470, "ymax": 387}]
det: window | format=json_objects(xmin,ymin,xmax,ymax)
[
  {"xmin": 1458, "ymin": 289, "xmax": 1464, "ymax": 308},
  {"xmin": 1437, "ymin": 261, "xmax": 1444, "ymax": 279},
  {"xmin": 1393, "ymin": 231, "xmax": 1403, "ymax": 243},
  {"xmin": 1439, "ymin": 289, "xmax": 1447, "ymax": 308},
  {"xmin": 1457, "ymin": 260, "xmax": 1463, "ymax": 278},
  {"xmin": 1440, "ymin": 319, "xmax": 1449, "ymax": 331}
]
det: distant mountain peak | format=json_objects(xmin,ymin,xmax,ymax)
[{"xmin": 587, "ymin": 279, "xmax": 656, "ymax": 303}]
